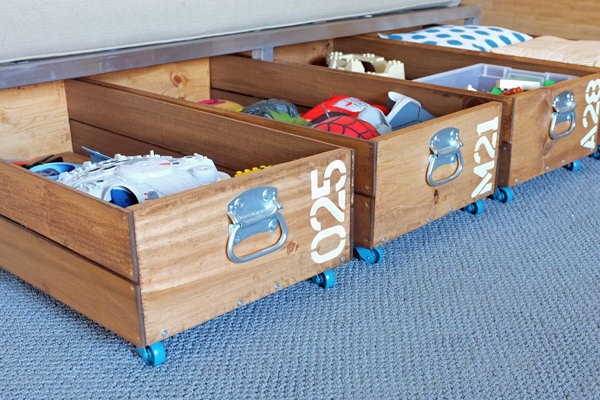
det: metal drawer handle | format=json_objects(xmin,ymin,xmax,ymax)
[
  {"xmin": 227, "ymin": 186, "xmax": 288, "ymax": 263},
  {"xmin": 549, "ymin": 91, "xmax": 577, "ymax": 140},
  {"xmin": 426, "ymin": 127, "xmax": 464, "ymax": 187}
]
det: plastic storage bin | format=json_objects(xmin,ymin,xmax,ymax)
[{"xmin": 414, "ymin": 63, "xmax": 576, "ymax": 91}]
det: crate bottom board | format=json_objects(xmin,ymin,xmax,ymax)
[{"xmin": 0, "ymin": 214, "xmax": 144, "ymax": 347}]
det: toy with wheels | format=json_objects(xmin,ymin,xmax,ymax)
[
  {"xmin": 489, "ymin": 186, "xmax": 514, "ymax": 204},
  {"xmin": 311, "ymin": 269, "xmax": 336, "ymax": 288},
  {"xmin": 461, "ymin": 199, "xmax": 485, "ymax": 215},
  {"xmin": 354, "ymin": 246, "xmax": 384, "ymax": 263}
]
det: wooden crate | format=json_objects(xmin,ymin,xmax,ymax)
[
  {"xmin": 86, "ymin": 56, "xmax": 504, "ymax": 253},
  {"xmin": 0, "ymin": 80, "xmax": 353, "ymax": 354},
  {"xmin": 272, "ymin": 36, "xmax": 600, "ymax": 188}
]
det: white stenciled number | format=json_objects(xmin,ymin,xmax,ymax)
[
  {"xmin": 581, "ymin": 79, "xmax": 600, "ymax": 149},
  {"xmin": 471, "ymin": 117, "xmax": 499, "ymax": 198},
  {"xmin": 310, "ymin": 160, "xmax": 348, "ymax": 263}
]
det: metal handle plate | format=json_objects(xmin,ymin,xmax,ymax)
[
  {"xmin": 227, "ymin": 186, "xmax": 288, "ymax": 263},
  {"xmin": 549, "ymin": 91, "xmax": 577, "ymax": 140},
  {"xmin": 426, "ymin": 127, "xmax": 464, "ymax": 187}
]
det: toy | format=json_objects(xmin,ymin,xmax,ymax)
[
  {"xmin": 502, "ymin": 87, "xmax": 524, "ymax": 96},
  {"xmin": 58, "ymin": 151, "xmax": 230, "ymax": 207},
  {"xmin": 302, "ymin": 95, "xmax": 391, "ymax": 135},
  {"xmin": 235, "ymin": 165, "xmax": 270, "ymax": 176},
  {"xmin": 326, "ymin": 52, "xmax": 405, "ymax": 79},
  {"xmin": 198, "ymin": 99, "xmax": 243, "ymax": 111},
  {"xmin": 30, "ymin": 162, "xmax": 80, "ymax": 180},
  {"xmin": 497, "ymin": 78, "xmax": 542, "ymax": 91},
  {"xmin": 303, "ymin": 95, "xmax": 388, "ymax": 122},
  {"xmin": 385, "ymin": 92, "xmax": 436, "ymax": 130},
  {"xmin": 10, "ymin": 154, "xmax": 64, "ymax": 168},
  {"xmin": 82, "ymin": 146, "xmax": 111, "ymax": 163},
  {"xmin": 241, "ymin": 99, "xmax": 308, "ymax": 126},
  {"xmin": 311, "ymin": 115, "xmax": 380, "ymax": 140}
]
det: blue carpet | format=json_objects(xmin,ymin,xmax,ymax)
[{"xmin": 1, "ymin": 158, "xmax": 599, "ymax": 400}]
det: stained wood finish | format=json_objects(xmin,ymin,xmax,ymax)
[
  {"xmin": 209, "ymin": 55, "xmax": 500, "ymax": 195},
  {"xmin": 65, "ymin": 79, "xmax": 337, "ymax": 173},
  {"xmin": 0, "ymin": 215, "xmax": 143, "ymax": 346},
  {"xmin": 277, "ymin": 37, "xmax": 600, "ymax": 186},
  {"xmin": 503, "ymin": 75, "xmax": 600, "ymax": 186},
  {"xmin": 462, "ymin": 0, "xmax": 600, "ymax": 40},
  {"xmin": 354, "ymin": 193, "xmax": 375, "ymax": 248},
  {"xmin": 132, "ymin": 148, "xmax": 353, "ymax": 344},
  {"xmin": 70, "ymin": 120, "xmax": 185, "ymax": 159},
  {"xmin": 332, "ymin": 36, "xmax": 600, "ymax": 78},
  {"xmin": 0, "ymin": 81, "xmax": 72, "ymax": 159},
  {"xmin": 373, "ymin": 102, "xmax": 503, "ymax": 245},
  {"xmin": 0, "ymin": 159, "xmax": 136, "ymax": 279},
  {"xmin": 91, "ymin": 59, "xmax": 211, "ymax": 102},
  {"xmin": 210, "ymin": 55, "xmax": 498, "ymax": 122}
]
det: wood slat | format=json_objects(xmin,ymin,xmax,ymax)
[
  {"xmin": 70, "ymin": 120, "xmax": 185, "ymax": 159},
  {"xmin": 373, "ymin": 102, "xmax": 503, "ymax": 245},
  {"xmin": 0, "ymin": 81, "xmax": 72, "ymax": 159},
  {"xmin": 334, "ymin": 36, "xmax": 599, "ymax": 78},
  {"xmin": 0, "ymin": 160, "xmax": 136, "ymax": 279},
  {"xmin": 65, "ymin": 79, "xmax": 337, "ymax": 173},
  {"xmin": 91, "ymin": 58, "xmax": 211, "ymax": 102},
  {"xmin": 0, "ymin": 215, "xmax": 143, "ymax": 347},
  {"xmin": 503, "ymin": 75, "xmax": 600, "ymax": 186},
  {"xmin": 133, "ymin": 148, "xmax": 353, "ymax": 344}
]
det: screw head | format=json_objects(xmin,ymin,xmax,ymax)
[
  {"xmin": 340, "ymin": 256, "xmax": 347, "ymax": 262},
  {"xmin": 161, "ymin": 330, "xmax": 169, "ymax": 338}
]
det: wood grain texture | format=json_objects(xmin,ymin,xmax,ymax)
[
  {"xmin": 65, "ymin": 79, "xmax": 337, "ymax": 174},
  {"xmin": 70, "ymin": 120, "xmax": 185, "ymax": 159},
  {"xmin": 132, "ymin": 149, "xmax": 353, "ymax": 344},
  {"xmin": 0, "ymin": 81, "xmax": 72, "ymax": 159},
  {"xmin": 462, "ymin": 0, "xmax": 600, "ymax": 40},
  {"xmin": 0, "ymin": 159, "xmax": 136, "ymax": 279},
  {"xmin": 324, "ymin": 37, "xmax": 600, "ymax": 186},
  {"xmin": 90, "ymin": 59, "xmax": 211, "ymax": 101},
  {"xmin": 209, "ymin": 55, "xmax": 500, "ymax": 195},
  {"xmin": 372, "ymin": 102, "xmax": 503, "ymax": 246},
  {"xmin": 502, "ymin": 74, "xmax": 600, "ymax": 186},
  {"xmin": 354, "ymin": 193, "xmax": 375, "ymax": 248},
  {"xmin": 0, "ymin": 215, "xmax": 142, "ymax": 346},
  {"xmin": 333, "ymin": 36, "xmax": 599, "ymax": 78}
]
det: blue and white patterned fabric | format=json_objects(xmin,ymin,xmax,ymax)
[{"xmin": 378, "ymin": 25, "xmax": 532, "ymax": 52}]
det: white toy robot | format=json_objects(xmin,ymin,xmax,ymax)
[{"xmin": 58, "ymin": 151, "xmax": 230, "ymax": 207}]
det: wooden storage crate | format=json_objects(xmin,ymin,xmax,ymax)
[
  {"xmin": 0, "ymin": 79, "xmax": 353, "ymax": 364},
  {"xmin": 86, "ymin": 56, "xmax": 504, "ymax": 257},
  {"xmin": 273, "ymin": 36, "xmax": 600, "ymax": 189}
]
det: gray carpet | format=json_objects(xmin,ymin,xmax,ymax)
[{"xmin": 1, "ymin": 157, "xmax": 599, "ymax": 400}]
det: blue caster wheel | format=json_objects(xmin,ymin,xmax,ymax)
[
  {"xmin": 590, "ymin": 150, "xmax": 600, "ymax": 160},
  {"xmin": 136, "ymin": 342, "xmax": 166, "ymax": 366},
  {"xmin": 564, "ymin": 160, "xmax": 582, "ymax": 172},
  {"xmin": 354, "ymin": 246, "xmax": 384, "ymax": 264},
  {"xmin": 489, "ymin": 186, "xmax": 514, "ymax": 204},
  {"xmin": 461, "ymin": 199, "xmax": 484, "ymax": 215},
  {"xmin": 311, "ymin": 269, "xmax": 336, "ymax": 289}
]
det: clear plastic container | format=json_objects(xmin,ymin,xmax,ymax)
[{"xmin": 414, "ymin": 63, "xmax": 576, "ymax": 92}]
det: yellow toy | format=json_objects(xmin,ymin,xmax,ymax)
[
  {"xmin": 235, "ymin": 165, "xmax": 270, "ymax": 176},
  {"xmin": 197, "ymin": 99, "xmax": 243, "ymax": 111}
]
